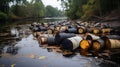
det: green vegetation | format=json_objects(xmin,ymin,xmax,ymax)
[
  {"xmin": 0, "ymin": 0, "xmax": 63, "ymax": 21},
  {"xmin": 61, "ymin": 0, "xmax": 120, "ymax": 20},
  {"xmin": 45, "ymin": 5, "xmax": 64, "ymax": 17}
]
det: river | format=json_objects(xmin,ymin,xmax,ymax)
[{"xmin": 0, "ymin": 20, "xmax": 119, "ymax": 67}]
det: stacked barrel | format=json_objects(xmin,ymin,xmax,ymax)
[{"xmin": 29, "ymin": 21, "xmax": 120, "ymax": 57}]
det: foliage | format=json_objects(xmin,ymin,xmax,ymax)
[
  {"xmin": 61, "ymin": 0, "xmax": 120, "ymax": 20},
  {"xmin": 0, "ymin": 12, "xmax": 8, "ymax": 20},
  {"xmin": 45, "ymin": 5, "xmax": 63, "ymax": 17}
]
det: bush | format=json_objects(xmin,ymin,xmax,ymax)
[{"xmin": 0, "ymin": 12, "xmax": 8, "ymax": 21}]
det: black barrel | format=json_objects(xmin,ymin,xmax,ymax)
[
  {"xmin": 106, "ymin": 35, "xmax": 120, "ymax": 40},
  {"xmin": 55, "ymin": 33, "xmax": 76, "ymax": 45},
  {"xmin": 48, "ymin": 36, "xmax": 55, "ymax": 46},
  {"xmin": 61, "ymin": 36, "xmax": 82, "ymax": 50},
  {"xmin": 39, "ymin": 26, "xmax": 47, "ymax": 31},
  {"xmin": 66, "ymin": 28, "xmax": 77, "ymax": 34}
]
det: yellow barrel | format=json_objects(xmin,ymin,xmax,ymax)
[
  {"xmin": 80, "ymin": 39, "xmax": 91, "ymax": 50},
  {"xmin": 77, "ymin": 27, "xmax": 86, "ymax": 34},
  {"xmin": 102, "ymin": 28, "xmax": 111, "ymax": 34},
  {"xmin": 93, "ymin": 28, "xmax": 100, "ymax": 34}
]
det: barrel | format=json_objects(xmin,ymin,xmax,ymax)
[
  {"xmin": 39, "ymin": 26, "xmax": 47, "ymax": 31},
  {"xmin": 55, "ymin": 26, "xmax": 61, "ymax": 31},
  {"xmin": 47, "ymin": 29, "xmax": 53, "ymax": 34},
  {"xmin": 37, "ymin": 34, "xmax": 53, "ymax": 45},
  {"xmin": 38, "ymin": 36, "xmax": 48, "ymax": 45},
  {"xmin": 85, "ymin": 33, "xmax": 100, "ymax": 40},
  {"xmin": 102, "ymin": 28, "xmax": 111, "ymax": 34},
  {"xmin": 60, "ymin": 26, "xmax": 68, "ymax": 32},
  {"xmin": 55, "ymin": 33, "xmax": 76, "ymax": 45},
  {"xmin": 109, "ymin": 39, "xmax": 120, "ymax": 49},
  {"xmin": 47, "ymin": 36, "xmax": 55, "ymax": 46},
  {"xmin": 106, "ymin": 35, "xmax": 120, "ymax": 40},
  {"xmin": 92, "ymin": 37, "xmax": 110, "ymax": 51},
  {"xmin": 80, "ymin": 39, "xmax": 91, "ymax": 50},
  {"xmin": 77, "ymin": 27, "xmax": 86, "ymax": 34},
  {"xmin": 61, "ymin": 36, "xmax": 82, "ymax": 50},
  {"xmin": 66, "ymin": 28, "xmax": 77, "ymax": 33},
  {"xmin": 93, "ymin": 28, "xmax": 101, "ymax": 34}
]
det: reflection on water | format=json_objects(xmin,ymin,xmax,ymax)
[
  {"xmin": 0, "ymin": 21, "xmax": 119, "ymax": 67},
  {"xmin": 0, "ymin": 22, "xmax": 100, "ymax": 67}
]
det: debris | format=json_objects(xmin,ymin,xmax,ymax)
[
  {"xmin": 38, "ymin": 56, "xmax": 46, "ymax": 60},
  {"xmin": 11, "ymin": 63, "xmax": 16, "ymax": 67}
]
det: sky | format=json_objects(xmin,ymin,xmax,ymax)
[{"xmin": 41, "ymin": 0, "xmax": 62, "ymax": 10}]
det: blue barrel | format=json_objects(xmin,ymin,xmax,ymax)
[{"xmin": 66, "ymin": 28, "xmax": 77, "ymax": 34}]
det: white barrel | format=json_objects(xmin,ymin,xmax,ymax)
[
  {"xmin": 68, "ymin": 36, "xmax": 83, "ymax": 49},
  {"xmin": 85, "ymin": 33, "xmax": 100, "ymax": 40},
  {"xmin": 109, "ymin": 39, "xmax": 120, "ymax": 48},
  {"xmin": 61, "ymin": 36, "xmax": 83, "ymax": 50}
]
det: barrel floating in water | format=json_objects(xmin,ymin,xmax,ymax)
[
  {"xmin": 61, "ymin": 36, "xmax": 82, "ymax": 50},
  {"xmin": 38, "ymin": 36, "xmax": 48, "ymax": 45},
  {"xmin": 109, "ymin": 39, "xmax": 120, "ymax": 49},
  {"xmin": 37, "ymin": 34, "xmax": 53, "ymax": 45},
  {"xmin": 55, "ymin": 33, "xmax": 76, "ymax": 45}
]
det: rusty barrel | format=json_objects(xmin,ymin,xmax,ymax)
[
  {"xmin": 61, "ymin": 36, "xmax": 82, "ymax": 50},
  {"xmin": 55, "ymin": 33, "xmax": 76, "ymax": 45},
  {"xmin": 38, "ymin": 34, "xmax": 53, "ymax": 45},
  {"xmin": 108, "ymin": 39, "xmax": 120, "ymax": 49}
]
